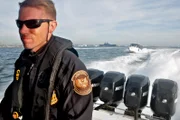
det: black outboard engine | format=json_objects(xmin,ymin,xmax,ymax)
[
  {"xmin": 99, "ymin": 71, "xmax": 125, "ymax": 107},
  {"xmin": 87, "ymin": 68, "xmax": 104, "ymax": 102},
  {"xmin": 124, "ymin": 74, "xmax": 150, "ymax": 119},
  {"xmin": 150, "ymin": 79, "xmax": 178, "ymax": 120}
]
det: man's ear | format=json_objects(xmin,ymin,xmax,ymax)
[{"xmin": 49, "ymin": 20, "xmax": 57, "ymax": 33}]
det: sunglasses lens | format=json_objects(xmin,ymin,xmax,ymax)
[
  {"xmin": 25, "ymin": 20, "xmax": 40, "ymax": 28},
  {"xmin": 16, "ymin": 20, "xmax": 23, "ymax": 29}
]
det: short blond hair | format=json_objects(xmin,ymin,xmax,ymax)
[{"xmin": 19, "ymin": 0, "xmax": 56, "ymax": 20}]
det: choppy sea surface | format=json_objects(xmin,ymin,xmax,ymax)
[{"xmin": 0, "ymin": 46, "xmax": 180, "ymax": 119}]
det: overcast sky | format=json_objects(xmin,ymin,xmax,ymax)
[{"xmin": 0, "ymin": 0, "xmax": 180, "ymax": 46}]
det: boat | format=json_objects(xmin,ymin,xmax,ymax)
[
  {"xmin": 88, "ymin": 68, "xmax": 178, "ymax": 120},
  {"xmin": 0, "ymin": 68, "xmax": 177, "ymax": 120},
  {"xmin": 99, "ymin": 42, "xmax": 117, "ymax": 47},
  {"xmin": 128, "ymin": 43, "xmax": 143, "ymax": 53}
]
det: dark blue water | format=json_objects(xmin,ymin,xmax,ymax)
[
  {"xmin": 77, "ymin": 47, "xmax": 127, "ymax": 64},
  {"xmin": 0, "ymin": 47, "xmax": 22, "ymax": 97}
]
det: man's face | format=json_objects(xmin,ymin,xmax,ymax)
[{"xmin": 18, "ymin": 7, "xmax": 50, "ymax": 52}]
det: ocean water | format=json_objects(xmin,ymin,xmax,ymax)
[{"xmin": 0, "ymin": 46, "xmax": 180, "ymax": 119}]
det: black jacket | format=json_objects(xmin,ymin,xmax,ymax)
[{"xmin": 0, "ymin": 35, "xmax": 93, "ymax": 120}]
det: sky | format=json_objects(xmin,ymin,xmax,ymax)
[{"xmin": 0, "ymin": 0, "xmax": 180, "ymax": 46}]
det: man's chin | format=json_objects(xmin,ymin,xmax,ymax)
[{"xmin": 23, "ymin": 44, "xmax": 33, "ymax": 50}]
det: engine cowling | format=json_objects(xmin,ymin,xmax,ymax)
[
  {"xmin": 124, "ymin": 74, "xmax": 150, "ymax": 109},
  {"xmin": 88, "ymin": 68, "xmax": 104, "ymax": 102},
  {"xmin": 99, "ymin": 71, "xmax": 125, "ymax": 106},
  {"xmin": 150, "ymin": 79, "xmax": 178, "ymax": 119}
]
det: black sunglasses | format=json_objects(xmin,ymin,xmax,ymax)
[{"xmin": 16, "ymin": 19, "xmax": 52, "ymax": 29}]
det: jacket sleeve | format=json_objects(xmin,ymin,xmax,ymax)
[
  {"xmin": 55, "ymin": 50, "xmax": 93, "ymax": 120},
  {"xmin": 0, "ymin": 83, "xmax": 13, "ymax": 120}
]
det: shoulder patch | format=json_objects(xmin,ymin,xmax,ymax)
[{"xmin": 71, "ymin": 70, "xmax": 92, "ymax": 96}]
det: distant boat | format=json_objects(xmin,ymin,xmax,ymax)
[
  {"xmin": 128, "ymin": 43, "xmax": 143, "ymax": 53},
  {"xmin": 99, "ymin": 42, "xmax": 117, "ymax": 47}
]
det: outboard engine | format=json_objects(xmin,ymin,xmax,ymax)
[
  {"xmin": 150, "ymin": 79, "xmax": 178, "ymax": 120},
  {"xmin": 124, "ymin": 74, "xmax": 150, "ymax": 119},
  {"xmin": 99, "ymin": 71, "xmax": 125, "ymax": 107},
  {"xmin": 87, "ymin": 68, "xmax": 104, "ymax": 102}
]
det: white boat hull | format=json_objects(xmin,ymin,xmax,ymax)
[{"xmin": 128, "ymin": 46, "xmax": 142, "ymax": 53}]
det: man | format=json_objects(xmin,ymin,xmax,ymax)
[{"xmin": 0, "ymin": 0, "xmax": 93, "ymax": 120}]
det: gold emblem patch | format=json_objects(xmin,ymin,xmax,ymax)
[
  {"xmin": 71, "ymin": 70, "xmax": 92, "ymax": 96},
  {"xmin": 16, "ymin": 69, "xmax": 20, "ymax": 81},
  {"xmin": 51, "ymin": 90, "xmax": 58, "ymax": 105}
]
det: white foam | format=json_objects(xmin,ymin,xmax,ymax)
[{"xmin": 87, "ymin": 50, "xmax": 151, "ymax": 77}]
